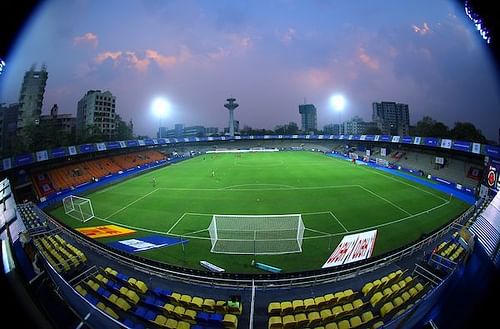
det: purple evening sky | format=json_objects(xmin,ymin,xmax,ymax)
[{"xmin": 0, "ymin": 0, "xmax": 499, "ymax": 139}]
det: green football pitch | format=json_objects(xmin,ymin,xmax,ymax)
[{"xmin": 49, "ymin": 151, "xmax": 469, "ymax": 273}]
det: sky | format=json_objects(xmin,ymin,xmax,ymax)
[{"xmin": 0, "ymin": 0, "xmax": 499, "ymax": 140}]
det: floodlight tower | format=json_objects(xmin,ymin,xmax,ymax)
[{"xmin": 224, "ymin": 97, "xmax": 239, "ymax": 137}]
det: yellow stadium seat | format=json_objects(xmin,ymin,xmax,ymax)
[
  {"xmin": 153, "ymin": 314, "xmax": 167, "ymax": 326},
  {"xmin": 324, "ymin": 293, "xmax": 337, "ymax": 306},
  {"xmin": 332, "ymin": 305, "xmax": 344, "ymax": 318},
  {"xmin": 320, "ymin": 308, "xmax": 334, "ymax": 324},
  {"xmin": 362, "ymin": 282, "xmax": 374, "ymax": 296},
  {"xmin": 163, "ymin": 303, "xmax": 175, "ymax": 316},
  {"xmin": 307, "ymin": 311, "xmax": 321, "ymax": 327},
  {"xmin": 401, "ymin": 292, "xmax": 411, "ymax": 302},
  {"xmin": 268, "ymin": 316, "xmax": 282, "ymax": 329},
  {"xmin": 292, "ymin": 299, "xmax": 304, "ymax": 312},
  {"xmin": 350, "ymin": 316, "xmax": 362, "ymax": 328},
  {"xmin": 372, "ymin": 321, "xmax": 384, "ymax": 329},
  {"xmin": 174, "ymin": 305, "xmax": 186, "ymax": 319},
  {"xmin": 180, "ymin": 294, "xmax": 192, "ymax": 306},
  {"xmin": 223, "ymin": 314, "xmax": 238, "ymax": 329},
  {"xmin": 304, "ymin": 298, "xmax": 316, "ymax": 311},
  {"xmin": 104, "ymin": 307, "xmax": 119, "ymax": 320},
  {"xmin": 268, "ymin": 302, "xmax": 281, "ymax": 316},
  {"xmin": 338, "ymin": 319, "xmax": 350, "ymax": 329},
  {"xmin": 361, "ymin": 311, "xmax": 374, "ymax": 323},
  {"xmin": 165, "ymin": 318, "xmax": 177, "ymax": 329},
  {"xmin": 280, "ymin": 301, "xmax": 293, "ymax": 315},
  {"xmin": 393, "ymin": 297, "xmax": 404, "ymax": 308},
  {"xmin": 370, "ymin": 291, "xmax": 383, "ymax": 307},
  {"xmin": 177, "ymin": 320, "xmax": 191, "ymax": 329},
  {"xmin": 295, "ymin": 313, "xmax": 308, "ymax": 327},
  {"xmin": 380, "ymin": 302, "xmax": 394, "ymax": 317},
  {"xmin": 282, "ymin": 315, "xmax": 296, "ymax": 329},
  {"xmin": 326, "ymin": 323, "xmax": 339, "ymax": 329},
  {"xmin": 203, "ymin": 298, "xmax": 215, "ymax": 312},
  {"xmin": 183, "ymin": 309, "xmax": 197, "ymax": 324},
  {"xmin": 352, "ymin": 299, "xmax": 364, "ymax": 310},
  {"xmin": 315, "ymin": 296, "xmax": 327, "ymax": 309},
  {"xmin": 191, "ymin": 296, "xmax": 203, "ymax": 309}
]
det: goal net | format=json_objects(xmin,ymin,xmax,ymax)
[
  {"xmin": 63, "ymin": 195, "xmax": 95, "ymax": 222},
  {"xmin": 208, "ymin": 214, "xmax": 305, "ymax": 255}
]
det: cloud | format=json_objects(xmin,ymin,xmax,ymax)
[
  {"xmin": 358, "ymin": 47, "xmax": 379, "ymax": 71},
  {"xmin": 94, "ymin": 49, "xmax": 181, "ymax": 71},
  {"xmin": 95, "ymin": 51, "xmax": 122, "ymax": 64},
  {"xmin": 208, "ymin": 47, "xmax": 230, "ymax": 61},
  {"xmin": 73, "ymin": 32, "xmax": 98, "ymax": 47},
  {"xmin": 412, "ymin": 22, "xmax": 431, "ymax": 35},
  {"xmin": 145, "ymin": 49, "xmax": 177, "ymax": 68},
  {"xmin": 280, "ymin": 28, "xmax": 296, "ymax": 45},
  {"xmin": 125, "ymin": 52, "xmax": 150, "ymax": 72}
]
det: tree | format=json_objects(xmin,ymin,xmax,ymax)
[
  {"xmin": 450, "ymin": 122, "xmax": 487, "ymax": 143},
  {"xmin": 414, "ymin": 116, "xmax": 449, "ymax": 138},
  {"xmin": 274, "ymin": 122, "xmax": 299, "ymax": 134},
  {"xmin": 115, "ymin": 115, "xmax": 134, "ymax": 140}
]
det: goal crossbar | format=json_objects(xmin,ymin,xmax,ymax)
[
  {"xmin": 63, "ymin": 195, "xmax": 95, "ymax": 223},
  {"xmin": 208, "ymin": 213, "xmax": 305, "ymax": 255}
]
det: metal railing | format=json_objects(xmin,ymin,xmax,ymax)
[{"xmin": 37, "ymin": 203, "xmax": 475, "ymax": 288}]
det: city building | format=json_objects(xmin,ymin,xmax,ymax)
[
  {"xmin": 372, "ymin": 101, "xmax": 410, "ymax": 135},
  {"xmin": 183, "ymin": 125, "xmax": 206, "ymax": 137},
  {"xmin": 39, "ymin": 104, "xmax": 76, "ymax": 136},
  {"xmin": 205, "ymin": 127, "xmax": 219, "ymax": 136},
  {"xmin": 342, "ymin": 116, "xmax": 378, "ymax": 135},
  {"xmin": 76, "ymin": 90, "xmax": 116, "ymax": 139},
  {"xmin": 0, "ymin": 103, "xmax": 19, "ymax": 154},
  {"xmin": 157, "ymin": 127, "xmax": 168, "ymax": 138},
  {"xmin": 323, "ymin": 123, "xmax": 342, "ymax": 135},
  {"xmin": 17, "ymin": 64, "xmax": 48, "ymax": 135},
  {"xmin": 299, "ymin": 104, "xmax": 317, "ymax": 132}
]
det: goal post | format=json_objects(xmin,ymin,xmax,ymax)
[
  {"xmin": 208, "ymin": 214, "xmax": 305, "ymax": 255},
  {"xmin": 62, "ymin": 195, "xmax": 95, "ymax": 222}
]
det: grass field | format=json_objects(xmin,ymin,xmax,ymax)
[{"xmin": 49, "ymin": 151, "xmax": 469, "ymax": 273}]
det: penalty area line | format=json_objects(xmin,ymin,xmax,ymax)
[
  {"xmin": 329, "ymin": 211, "xmax": 349, "ymax": 232},
  {"xmin": 93, "ymin": 215, "xmax": 211, "ymax": 240},
  {"xmin": 104, "ymin": 188, "xmax": 159, "ymax": 220}
]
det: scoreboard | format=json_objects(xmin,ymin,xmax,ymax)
[{"xmin": 483, "ymin": 157, "xmax": 500, "ymax": 191}]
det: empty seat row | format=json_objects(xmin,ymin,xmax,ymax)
[{"xmin": 268, "ymin": 289, "xmax": 358, "ymax": 316}]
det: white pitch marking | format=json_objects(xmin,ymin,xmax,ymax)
[
  {"xmin": 104, "ymin": 188, "xmax": 159, "ymax": 220},
  {"xmin": 358, "ymin": 185, "xmax": 412, "ymax": 216}
]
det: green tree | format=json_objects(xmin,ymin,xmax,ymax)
[
  {"xmin": 450, "ymin": 122, "xmax": 487, "ymax": 143},
  {"xmin": 414, "ymin": 116, "xmax": 449, "ymax": 138},
  {"xmin": 115, "ymin": 115, "xmax": 134, "ymax": 140}
]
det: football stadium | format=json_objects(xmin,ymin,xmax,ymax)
[{"xmin": 1, "ymin": 1, "xmax": 500, "ymax": 329}]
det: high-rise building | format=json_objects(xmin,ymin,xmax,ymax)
[
  {"xmin": 299, "ymin": 104, "xmax": 317, "ymax": 132},
  {"xmin": 372, "ymin": 101, "xmax": 410, "ymax": 135},
  {"xmin": 17, "ymin": 65, "xmax": 48, "ymax": 135},
  {"xmin": 0, "ymin": 103, "xmax": 19, "ymax": 154},
  {"xmin": 39, "ymin": 104, "xmax": 76, "ymax": 136},
  {"xmin": 77, "ymin": 90, "xmax": 116, "ymax": 139}
]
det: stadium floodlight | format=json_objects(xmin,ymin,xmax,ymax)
[
  {"xmin": 152, "ymin": 97, "xmax": 171, "ymax": 138},
  {"xmin": 152, "ymin": 97, "xmax": 170, "ymax": 118},
  {"xmin": 330, "ymin": 94, "xmax": 346, "ymax": 112}
]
